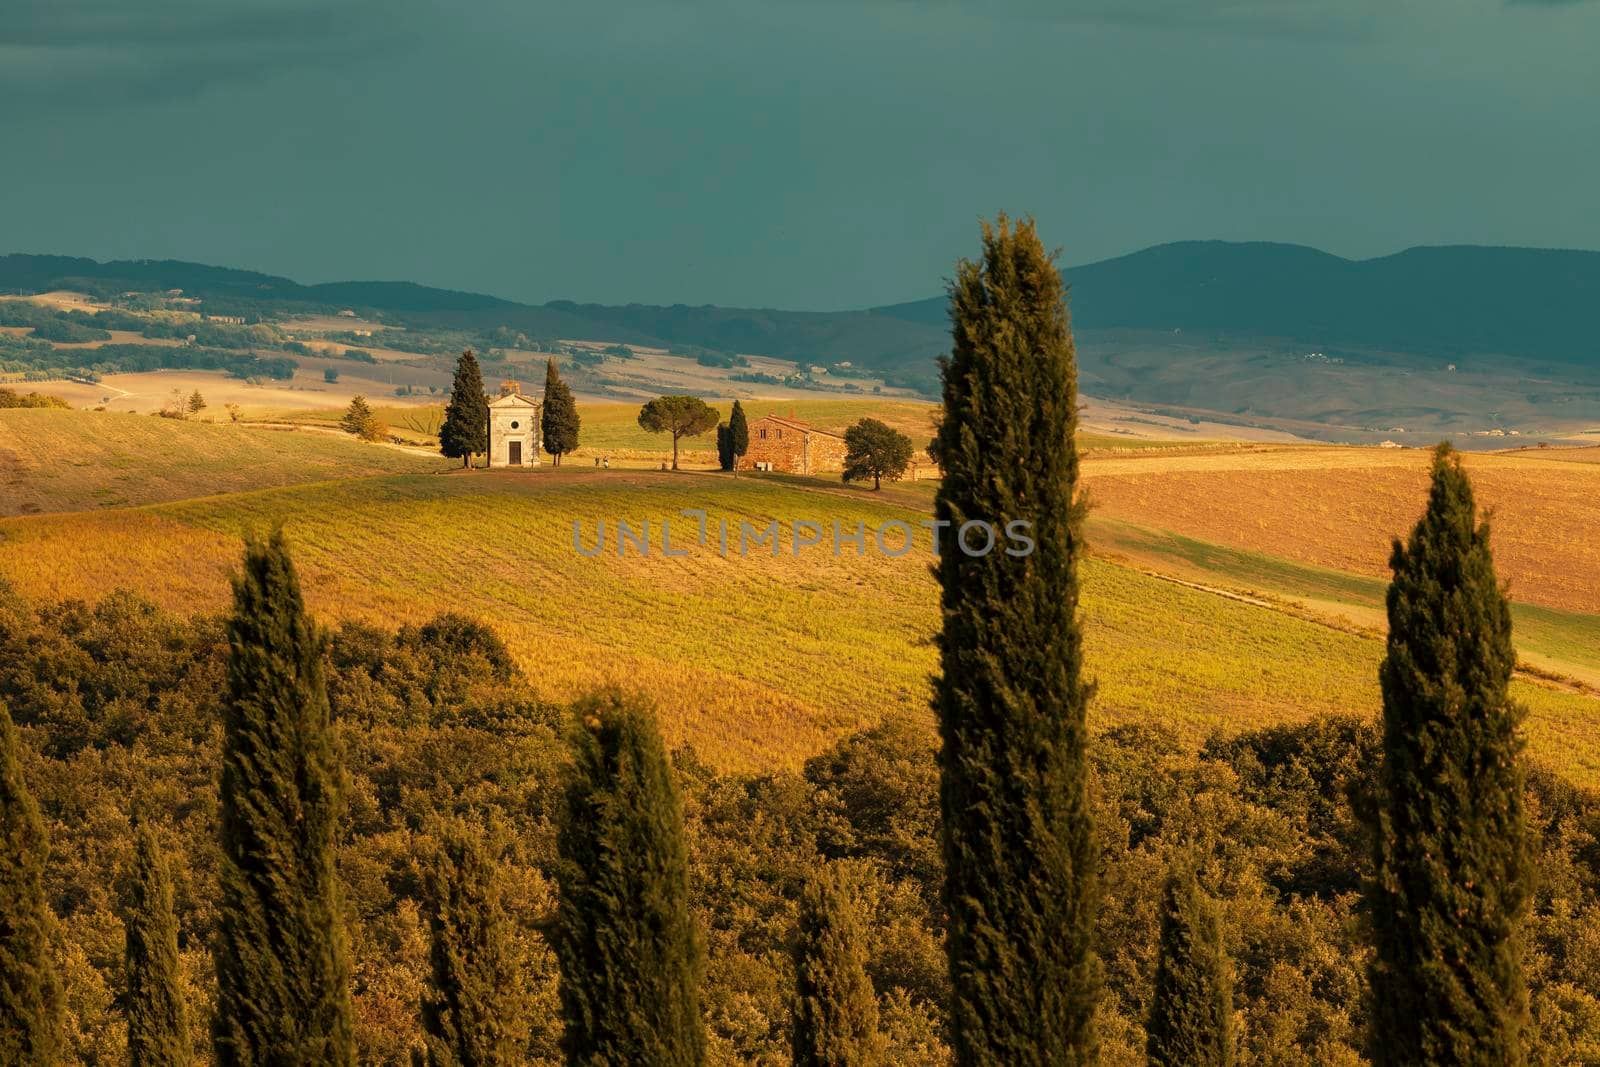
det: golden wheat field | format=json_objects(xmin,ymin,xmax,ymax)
[
  {"xmin": 1080, "ymin": 444, "xmax": 1600, "ymax": 615},
  {"xmin": 3, "ymin": 454, "xmax": 1600, "ymax": 785}
]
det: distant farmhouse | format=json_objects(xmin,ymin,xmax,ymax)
[
  {"xmin": 488, "ymin": 380, "xmax": 540, "ymax": 467},
  {"xmin": 740, "ymin": 413, "xmax": 846, "ymax": 475}
]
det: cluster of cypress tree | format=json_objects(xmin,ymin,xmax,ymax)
[
  {"xmin": 12, "ymin": 540, "xmax": 712, "ymax": 1066},
  {"xmin": 0, "ymin": 218, "xmax": 1542, "ymax": 1067},
  {"xmin": 541, "ymin": 359, "xmax": 581, "ymax": 464},
  {"xmin": 928, "ymin": 217, "xmax": 1532, "ymax": 1065}
]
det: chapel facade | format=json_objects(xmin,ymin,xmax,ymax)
[{"xmin": 487, "ymin": 381, "xmax": 540, "ymax": 467}]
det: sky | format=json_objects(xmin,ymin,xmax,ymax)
[{"xmin": 3, "ymin": 0, "xmax": 1597, "ymax": 309}]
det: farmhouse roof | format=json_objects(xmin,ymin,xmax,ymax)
[{"xmin": 759, "ymin": 413, "xmax": 843, "ymax": 439}]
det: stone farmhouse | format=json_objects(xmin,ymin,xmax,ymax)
[
  {"xmin": 487, "ymin": 380, "xmax": 541, "ymax": 467},
  {"xmin": 739, "ymin": 413, "xmax": 847, "ymax": 475}
]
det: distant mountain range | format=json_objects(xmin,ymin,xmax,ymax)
[
  {"xmin": 885, "ymin": 241, "xmax": 1600, "ymax": 366},
  {"xmin": 6, "ymin": 240, "xmax": 1597, "ymax": 367},
  {"xmin": 5, "ymin": 242, "xmax": 1599, "ymax": 436}
]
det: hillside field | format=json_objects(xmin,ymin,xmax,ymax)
[
  {"xmin": 1080, "ymin": 444, "xmax": 1600, "ymax": 614},
  {"xmin": 269, "ymin": 396, "xmax": 944, "ymax": 465},
  {"xmin": 3, "ymin": 465, "xmax": 1600, "ymax": 787},
  {"xmin": 0, "ymin": 408, "xmax": 450, "ymax": 515}
]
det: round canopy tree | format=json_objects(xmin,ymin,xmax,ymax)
[
  {"xmin": 637, "ymin": 396, "xmax": 720, "ymax": 470},
  {"xmin": 842, "ymin": 418, "xmax": 913, "ymax": 490}
]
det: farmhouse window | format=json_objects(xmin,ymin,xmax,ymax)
[{"xmin": 760, "ymin": 428, "xmax": 767, "ymax": 439}]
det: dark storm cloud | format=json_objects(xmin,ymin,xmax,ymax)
[
  {"xmin": 0, "ymin": 0, "xmax": 428, "ymax": 104},
  {"xmin": 781, "ymin": 0, "xmax": 1591, "ymax": 31},
  {"xmin": 764, "ymin": 0, "xmax": 1386, "ymax": 38},
  {"xmin": 1, "ymin": 0, "xmax": 1595, "ymax": 308}
]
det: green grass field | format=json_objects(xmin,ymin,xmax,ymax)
[
  {"xmin": 4, "ymin": 467, "xmax": 1598, "ymax": 784},
  {"xmin": 0, "ymin": 408, "xmax": 451, "ymax": 515}
]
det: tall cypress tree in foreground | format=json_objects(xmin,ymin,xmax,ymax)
[
  {"xmin": 933, "ymin": 215, "xmax": 1099, "ymax": 1065},
  {"xmin": 214, "ymin": 532, "xmax": 354, "ymax": 1067},
  {"xmin": 419, "ymin": 821, "xmax": 526, "ymax": 1067},
  {"xmin": 126, "ymin": 820, "xmax": 192, "ymax": 1067},
  {"xmin": 1147, "ymin": 860, "xmax": 1233, "ymax": 1067},
  {"xmin": 715, "ymin": 423, "xmax": 735, "ymax": 472},
  {"xmin": 1369, "ymin": 443, "xmax": 1531, "ymax": 1065},
  {"xmin": 541, "ymin": 358, "xmax": 581, "ymax": 465},
  {"xmin": 791, "ymin": 865, "xmax": 883, "ymax": 1067},
  {"xmin": 727, "ymin": 399, "xmax": 750, "ymax": 474},
  {"xmin": 440, "ymin": 349, "xmax": 489, "ymax": 467},
  {"xmin": 0, "ymin": 702, "xmax": 63, "ymax": 1066},
  {"xmin": 554, "ymin": 691, "xmax": 705, "ymax": 1066}
]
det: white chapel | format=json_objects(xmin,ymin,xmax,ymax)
[{"xmin": 487, "ymin": 380, "xmax": 540, "ymax": 467}]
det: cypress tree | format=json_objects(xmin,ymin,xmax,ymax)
[
  {"xmin": 554, "ymin": 690, "xmax": 705, "ymax": 1066},
  {"xmin": 419, "ymin": 821, "xmax": 525, "ymax": 1067},
  {"xmin": 791, "ymin": 865, "xmax": 883, "ymax": 1067},
  {"xmin": 214, "ymin": 532, "xmax": 354, "ymax": 1067},
  {"xmin": 1147, "ymin": 860, "xmax": 1233, "ymax": 1067},
  {"xmin": 1369, "ymin": 443, "xmax": 1532, "ymax": 1065},
  {"xmin": 715, "ymin": 423, "xmax": 735, "ymax": 472},
  {"xmin": 0, "ymin": 702, "xmax": 63, "ymax": 1066},
  {"xmin": 440, "ymin": 349, "xmax": 489, "ymax": 467},
  {"xmin": 126, "ymin": 820, "xmax": 192, "ymax": 1067},
  {"xmin": 727, "ymin": 400, "xmax": 750, "ymax": 474},
  {"xmin": 541, "ymin": 359, "xmax": 581, "ymax": 465},
  {"xmin": 932, "ymin": 215, "xmax": 1099, "ymax": 1065}
]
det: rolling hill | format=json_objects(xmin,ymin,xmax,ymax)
[
  {"xmin": 7, "ymin": 241, "xmax": 1600, "ymax": 437},
  {"xmin": 0, "ymin": 408, "xmax": 449, "ymax": 515},
  {"xmin": 878, "ymin": 241, "xmax": 1600, "ymax": 366},
  {"xmin": 4, "ymin": 448, "xmax": 1600, "ymax": 784},
  {"xmin": 8, "ymin": 241, "xmax": 1598, "ymax": 371}
]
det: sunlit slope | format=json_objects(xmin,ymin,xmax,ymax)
[
  {"xmin": 1082, "ymin": 444, "xmax": 1600, "ymax": 614},
  {"xmin": 1092, "ymin": 517, "xmax": 1600, "ymax": 687},
  {"xmin": 270, "ymin": 397, "xmax": 942, "ymax": 465},
  {"xmin": 0, "ymin": 408, "xmax": 450, "ymax": 515},
  {"xmin": 2, "ymin": 468, "xmax": 1597, "ymax": 782}
]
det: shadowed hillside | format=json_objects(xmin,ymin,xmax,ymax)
[
  {"xmin": 10, "ymin": 241, "xmax": 1598, "ymax": 372},
  {"xmin": 7, "ymin": 243, "xmax": 1600, "ymax": 435},
  {"xmin": 879, "ymin": 240, "xmax": 1600, "ymax": 365}
]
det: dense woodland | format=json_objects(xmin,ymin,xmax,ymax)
[{"xmin": 0, "ymin": 584, "xmax": 1596, "ymax": 1063}]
